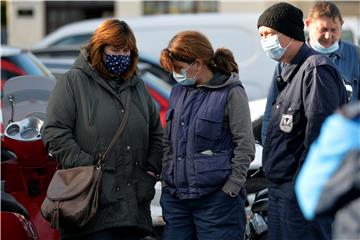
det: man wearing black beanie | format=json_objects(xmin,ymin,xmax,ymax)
[{"xmin": 257, "ymin": 2, "xmax": 348, "ymax": 240}]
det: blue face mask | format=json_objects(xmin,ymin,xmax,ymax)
[
  {"xmin": 261, "ymin": 34, "xmax": 293, "ymax": 61},
  {"xmin": 172, "ymin": 62, "xmax": 198, "ymax": 86},
  {"xmin": 105, "ymin": 54, "xmax": 131, "ymax": 75},
  {"xmin": 310, "ymin": 39, "xmax": 339, "ymax": 54}
]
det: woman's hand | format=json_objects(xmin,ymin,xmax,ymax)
[{"xmin": 146, "ymin": 171, "xmax": 159, "ymax": 180}]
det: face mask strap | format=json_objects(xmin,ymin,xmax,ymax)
[
  {"xmin": 183, "ymin": 61, "xmax": 194, "ymax": 72},
  {"xmin": 284, "ymin": 38, "xmax": 294, "ymax": 49}
]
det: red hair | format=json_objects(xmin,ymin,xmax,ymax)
[
  {"xmin": 160, "ymin": 30, "xmax": 238, "ymax": 74},
  {"xmin": 88, "ymin": 19, "xmax": 139, "ymax": 80}
]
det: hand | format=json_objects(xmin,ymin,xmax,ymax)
[
  {"xmin": 221, "ymin": 186, "xmax": 237, "ymax": 197},
  {"xmin": 146, "ymin": 171, "xmax": 159, "ymax": 180}
]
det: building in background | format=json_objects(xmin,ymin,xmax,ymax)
[{"xmin": 3, "ymin": 0, "xmax": 360, "ymax": 48}]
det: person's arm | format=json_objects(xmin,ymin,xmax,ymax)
[
  {"xmin": 143, "ymin": 84, "xmax": 164, "ymax": 177},
  {"xmin": 42, "ymin": 73, "xmax": 95, "ymax": 168},
  {"xmin": 300, "ymin": 65, "xmax": 347, "ymax": 169},
  {"xmin": 222, "ymin": 86, "xmax": 255, "ymax": 195},
  {"xmin": 356, "ymin": 46, "xmax": 360, "ymax": 101},
  {"xmin": 160, "ymin": 107, "xmax": 173, "ymax": 180},
  {"xmin": 261, "ymin": 63, "xmax": 282, "ymax": 144},
  {"xmin": 295, "ymin": 111, "xmax": 360, "ymax": 220}
]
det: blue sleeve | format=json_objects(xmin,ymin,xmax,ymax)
[
  {"xmin": 261, "ymin": 64, "xmax": 282, "ymax": 145},
  {"xmin": 300, "ymin": 64, "xmax": 347, "ymax": 168},
  {"xmin": 295, "ymin": 113, "xmax": 360, "ymax": 220}
]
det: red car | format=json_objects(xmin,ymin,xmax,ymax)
[{"xmin": 1, "ymin": 45, "xmax": 53, "ymax": 86}]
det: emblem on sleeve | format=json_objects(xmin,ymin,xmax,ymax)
[{"xmin": 279, "ymin": 114, "xmax": 293, "ymax": 133}]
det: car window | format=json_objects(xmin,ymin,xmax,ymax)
[
  {"xmin": 1, "ymin": 52, "xmax": 53, "ymax": 81},
  {"xmin": 51, "ymin": 34, "xmax": 92, "ymax": 47}
]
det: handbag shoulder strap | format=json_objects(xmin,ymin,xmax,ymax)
[{"xmin": 97, "ymin": 90, "xmax": 131, "ymax": 167}]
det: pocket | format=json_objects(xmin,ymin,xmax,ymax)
[
  {"xmin": 193, "ymin": 152, "xmax": 231, "ymax": 188},
  {"xmin": 135, "ymin": 168, "xmax": 158, "ymax": 203},
  {"xmin": 194, "ymin": 111, "xmax": 223, "ymax": 152},
  {"xmin": 98, "ymin": 171, "xmax": 119, "ymax": 207},
  {"xmin": 162, "ymin": 160, "xmax": 175, "ymax": 187}
]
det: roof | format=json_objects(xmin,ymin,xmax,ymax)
[
  {"xmin": 33, "ymin": 12, "xmax": 262, "ymax": 49},
  {"xmin": 0, "ymin": 45, "xmax": 23, "ymax": 56}
]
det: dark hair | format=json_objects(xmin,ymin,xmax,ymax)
[
  {"xmin": 308, "ymin": 1, "xmax": 344, "ymax": 25},
  {"xmin": 88, "ymin": 19, "xmax": 139, "ymax": 80},
  {"xmin": 160, "ymin": 31, "xmax": 238, "ymax": 74}
]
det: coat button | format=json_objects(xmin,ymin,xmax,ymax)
[
  {"xmin": 116, "ymin": 186, "xmax": 120, "ymax": 191},
  {"xmin": 127, "ymin": 183, "xmax": 131, "ymax": 186},
  {"xmin": 135, "ymin": 161, "xmax": 138, "ymax": 165},
  {"xmin": 177, "ymin": 157, "xmax": 182, "ymax": 160},
  {"xmin": 126, "ymin": 146, "xmax": 131, "ymax": 150},
  {"xmin": 121, "ymin": 109, "xmax": 125, "ymax": 113},
  {"xmin": 180, "ymin": 122, "xmax": 185, "ymax": 126},
  {"xmin": 276, "ymin": 105, "xmax": 279, "ymax": 109}
]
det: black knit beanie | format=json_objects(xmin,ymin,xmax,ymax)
[{"xmin": 257, "ymin": 2, "xmax": 305, "ymax": 42}]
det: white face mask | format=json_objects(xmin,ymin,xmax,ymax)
[
  {"xmin": 261, "ymin": 34, "xmax": 293, "ymax": 61},
  {"xmin": 310, "ymin": 39, "xmax": 339, "ymax": 54}
]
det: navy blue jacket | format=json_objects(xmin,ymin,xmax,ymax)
[
  {"xmin": 162, "ymin": 72, "xmax": 255, "ymax": 199},
  {"xmin": 261, "ymin": 40, "xmax": 359, "ymax": 144},
  {"xmin": 262, "ymin": 44, "xmax": 348, "ymax": 185}
]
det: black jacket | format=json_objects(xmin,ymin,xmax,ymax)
[
  {"xmin": 263, "ymin": 44, "xmax": 347, "ymax": 185},
  {"xmin": 42, "ymin": 47, "xmax": 163, "ymax": 238}
]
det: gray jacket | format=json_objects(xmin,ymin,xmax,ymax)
[{"xmin": 42, "ymin": 48, "xmax": 163, "ymax": 238}]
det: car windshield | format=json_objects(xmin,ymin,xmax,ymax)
[
  {"xmin": 1, "ymin": 52, "xmax": 53, "ymax": 81},
  {"xmin": 51, "ymin": 34, "xmax": 92, "ymax": 47}
]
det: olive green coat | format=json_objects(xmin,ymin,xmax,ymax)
[{"xmin": 42, "ymin": 49, "xmax": 163, "ymax": 238}]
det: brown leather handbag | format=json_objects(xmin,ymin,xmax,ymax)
[{"xmin": 41, "ymin": 91, "xmax": 131, "ymax": 229}]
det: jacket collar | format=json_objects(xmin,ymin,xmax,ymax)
[{"xmin": 280, "ymin": 43, "xmax": 313, "ymax": 84}]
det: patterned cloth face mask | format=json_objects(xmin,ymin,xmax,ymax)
[{"xmin": 105, "ymin": 54, "xmax": 131, "ymax": 75}]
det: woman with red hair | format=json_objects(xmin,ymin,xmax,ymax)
[{"xmin": 42, "ymin": 19, "xmax": 163, "ymax": 240}]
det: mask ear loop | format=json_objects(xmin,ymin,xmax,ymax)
[
  {"xmin": 192, "ymin": 64, "xmax": 202, "ymax": 82},
  {"xmin": 183, "ymin": 61, "xmax": 194, "ymax": 72},
  {"xmin": 277, "ymin": 34, "xmax": 294, "ymax": 49},
  {"xmin": 284, "ymin": 39, "xmax": 294, "ymax": 49}
]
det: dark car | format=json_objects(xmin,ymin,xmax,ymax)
[
  {"xmin": 31, "ymin": 47, "xmax": 171, "ymax": 127},
  {"xmin": 31, "ymin": 46, "xmax": 175, "ymax": 85}
]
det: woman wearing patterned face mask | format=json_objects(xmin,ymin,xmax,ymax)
[
  {"xmin": 159, "ymin": 30, "xmax": 255, "ymax": 240},
  {"xmin": 42, "ymin": 19, "xmax": 163, "ymax": 240}
]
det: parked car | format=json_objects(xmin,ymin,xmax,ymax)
[
  {"xmin": 33, "ymin": 13, "xmax": 277, "ymax": 101},
  {"xmin": 0, "ymin": 45, "xmax": 54, "ymax": 83}
]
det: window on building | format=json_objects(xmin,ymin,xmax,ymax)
[
  {"xmin": 143, "ymin": 1, "xmax": 218, "ymax": 15},
  {"xmin": 45, "ymin": 1, "xmax": 114, "ymax": 34}
]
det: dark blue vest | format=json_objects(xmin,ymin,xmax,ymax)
[{"xmin": 163, "ymin": 83, "xmax": 238, "ymax": 199}]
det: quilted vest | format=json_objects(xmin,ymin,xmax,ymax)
[{"xmin": 163, "ymin": 84, "xmax": 238, "ymax": 199}]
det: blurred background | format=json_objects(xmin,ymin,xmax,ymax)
[
  {"xmin": 1, "ymin": 0, "xmax": 359, "ymax": 48},
  {"xmin": 0, "ymin": 3, "xmax": 358, "ymax": 239}
]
